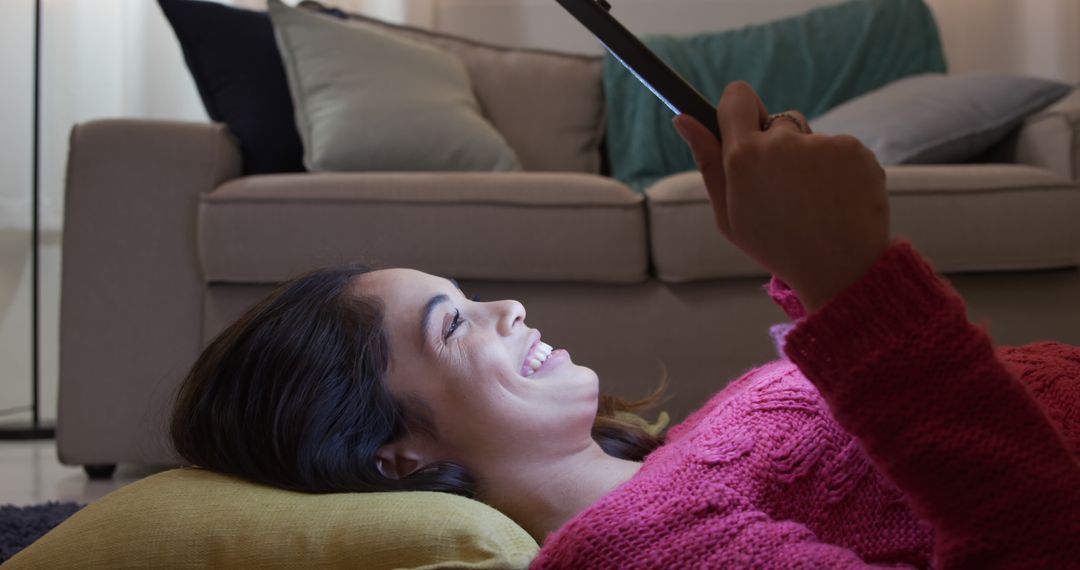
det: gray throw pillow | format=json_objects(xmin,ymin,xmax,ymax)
[
  {"xmin": 316, "ymin": 5, "xmax": 606, "ymax": 174},
  {"xmin": 268, "ymin": 0, "xmax": 521, "ymax": 172},
  {"xmin": 810, "ymin": 73, "xmax": 1073, "ymax": 165}
]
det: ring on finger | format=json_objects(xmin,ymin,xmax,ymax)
[{"xmin": 763, "ymin": 112, "xmax": 809, "ymax": 133}]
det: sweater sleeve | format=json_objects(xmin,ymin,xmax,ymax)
[{"xmin": 780, "ymin": 240, "xmax": 1080, "ymax": 569}]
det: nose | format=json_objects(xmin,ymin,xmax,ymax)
[{"xmin": 496, "ymin": 300, "xmax": 526, "ymax": 336}]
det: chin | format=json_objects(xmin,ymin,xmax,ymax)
[
  {"xmin": 583, "ymin": 366, "xmax": 600, "ymax": 389},
  {"xmin": 578, "ymin": 367, "xmax": 601, "ymax": 402},
  {"xmin": 579, "ymin": 369, "xmax": 612, "ymax": 425},
  {"xmin": 551, "ymin": 366, "xmax": 601, "ymax": 409}
]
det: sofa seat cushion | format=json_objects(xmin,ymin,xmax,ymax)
[
  {"xmin": 647, "ymin": 165, "xmax": 1080, "ymax": 283},
  {"xmin": 199, "ymin": 172, "xmax": 647, "ymax": 284}
]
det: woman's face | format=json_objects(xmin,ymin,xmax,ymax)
[{"xmin": 357, "ymin": 268, "xmax": 601, "ymax": 478}]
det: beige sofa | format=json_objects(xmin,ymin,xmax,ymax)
[
  {"xmin": 56, "ymin": 0, "xmax": 1080, "ymax": 473},
  {"xmin": 57, "ymin": 85, "xmax": 1080, "ymax": 475}
]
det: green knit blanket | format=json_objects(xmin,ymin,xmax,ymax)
[{"xmin": 603, "ymin": 0, "xmax": 947, "ymax": 191}]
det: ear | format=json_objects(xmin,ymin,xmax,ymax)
[{"xmin": 375, "ymin": 440, "xmax": 432, "ymax": 480}]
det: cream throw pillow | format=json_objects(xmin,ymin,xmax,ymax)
[
  {"xmin": 269, "ymin": 0, "xmax": 521, "ymax": 173},
  {"xmin": 312, "ymin": 4, "xmax": 606, "ymax": 174},
  {"xmin": 4, "ymin": 468, "xmax": 538, "ymax": 569}
]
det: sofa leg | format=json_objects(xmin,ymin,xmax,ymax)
[{"xmin": 83, "ymin": 464, "xmax": 116, "ymax": 480}]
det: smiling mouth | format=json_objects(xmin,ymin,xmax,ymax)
[{"xmin": 522, "ymin": 341, "xmax": 554, "ymax": 377}]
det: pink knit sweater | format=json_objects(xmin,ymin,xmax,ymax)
[{"xmin": 531, "ymin": 241, "xmax": 1080, "ymax": 569}]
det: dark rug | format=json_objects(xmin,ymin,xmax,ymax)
[{"xmin": 0, "ymin": 502, "xmax": 83, "ymax": 563}]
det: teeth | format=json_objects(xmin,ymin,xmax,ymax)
[{"xmin": 523, "ymin": 341, "xmax": 555, "ymax": 376}]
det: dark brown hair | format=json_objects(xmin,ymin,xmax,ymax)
[{"xmin": 171, "ymin": 263, "xmax": 666, "ymax": 498}]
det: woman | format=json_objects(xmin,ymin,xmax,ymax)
[{"xmin": 171, "ymin": 82, "xmax": 1080, "ymax": 568}]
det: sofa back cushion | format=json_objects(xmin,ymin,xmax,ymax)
[
  {"xmin": 160, "ymin": 0, "xmax": 605, "ymax": 175},
  {"xmin": 321, "ymin": 4, "xmax": 606, "ymax": 174},
  {"xmin": 430, "ymin": 0, "xmax": 847, "ymax": 55}
]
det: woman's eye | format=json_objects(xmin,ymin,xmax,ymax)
[{"xmin": 445, "ymin": 309, "xmax": 464, "ymax": 340}]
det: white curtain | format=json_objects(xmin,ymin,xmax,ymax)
[
  {"xmin": 0, "ymin": 1, "xmax": 35, "ymax": 233},
  {"xmin": 0, "ymin": 0, "xmax": 212, "ymax": 234}
]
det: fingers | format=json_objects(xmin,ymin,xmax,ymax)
[
  {"xmin": 673, "ymin": 114, "xmax": 730, "ymax": 236},
  {"xmin": 717, "ymin": 81, "xmax": 768, "ymax": 145},
  {"xmin": 673, "ymin": 114, "xmax": 723, "ymax": 175}
]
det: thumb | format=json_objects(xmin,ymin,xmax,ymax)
[
  {"xmin": 673, "ymin": 114, "xmax": 723, "ymax": 179},
  {"xmin": 673, "ymin": 114, "xmax": 729, "ymax": 235}
]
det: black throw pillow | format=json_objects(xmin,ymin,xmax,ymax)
[{"xmin": 159, "ymin": 0, "xmax": 305, "ymax": 175}]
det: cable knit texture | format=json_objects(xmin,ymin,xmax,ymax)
[{"xmin": 531, "ymin": 241, "xmax": 1080, "ymax": 569}]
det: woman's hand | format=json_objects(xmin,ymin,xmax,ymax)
[{"xmin": 673, "ymin": 81, "xmax": 890, "ymax": 313}]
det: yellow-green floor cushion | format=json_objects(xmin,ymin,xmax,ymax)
[{"xmin": 3, "ymin": 468, "xmax": 538, "ymax": 569}]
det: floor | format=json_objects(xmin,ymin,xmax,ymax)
[{"xmin": 0, "ymin": 440, "xmax": 161, "ymax": 506}]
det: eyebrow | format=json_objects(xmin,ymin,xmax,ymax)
[{"xmin": 420, "ymin": 293, "xmax": 450, "ymax": 346}]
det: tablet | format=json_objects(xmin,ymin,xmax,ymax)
[{"xmin": 555, "ymin": 0, "xmax": 721, "ymax": 139}]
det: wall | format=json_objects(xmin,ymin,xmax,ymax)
[{"xmin": 927, "ymin": 0, "xmax": 1080, "ymax": 82}]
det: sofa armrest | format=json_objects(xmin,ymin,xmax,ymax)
[
  {"xmin": 1005, "ymin": 87, "xmax": 1080, "ymax": 181},
  {"xmin": 59, "ymin": 119, "xmax": 241, "ymax": 466}
]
